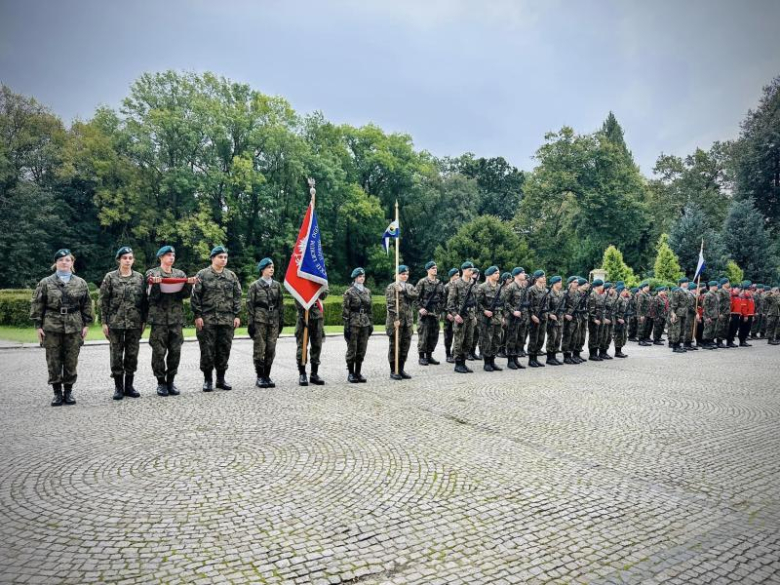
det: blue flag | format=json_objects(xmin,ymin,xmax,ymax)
[
  {"xmin": 694, "ymin": 241, "xmax": 706, "ymax": 280},
  {"xmin": 382, "ymin": 220, "xmax": 399, "ymax": 254}
]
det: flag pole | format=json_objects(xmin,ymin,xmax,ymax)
[
  {"xmin": 692, "ymin": 239, "xmax": 703, "ymax": 340},
  {"xmin": 394, "ymin": 199, "xmax": 400, "ymax": 376},
  {"xmin": 300, "ymin": 178, "xmax": 315, "ymax": 367}
]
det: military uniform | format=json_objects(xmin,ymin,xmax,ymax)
[
  {"xmin": 716, "ymin": 283, "xmax": 731, "ymax": 345},
  {"xmin": 415, "ymin": 275, "xmax": 445, "ymax": 365},
  {"xmin": 702, "ymin": 284, "xmax": 720, "ymax": 347},
  {"xmin": 545, "ymin": 280, "xmax": 565, "ymax": 365},
  {"xmin": 683, "ymin": 286, "xmax": 698, "ymax": 349},
  {"xmin": 587, "ymin": 284, "xmax": 606, "ymax": 360},
  {"xmin": 442, "ymin": 275, "xmax": 458, "ymax": 362},
  {"xmin": 146, "ymin": 265, "xmax": 192, "ymax": 390},
  {"xmin": 599, "ymin": 288, "xmax": 616, "ymax": 358},
  {"xmin": 295, "ymin": 287, "xmax": 329, "ymax": 385},
  {"xmin": 31, "ymin": 271, "xmax": 93, "ymax": 403},
  {"xmin": 447, "ymin": 273, "xmax": 478, "ymax": 372},
  {"xmin": 343, "ymin": 281, "xmax": 373, "ymax": 381},
  {"xmin": 526, "ymin": 279, "xmax": 549, "ymax": 367},
  {"xmin": 765, "ymin": 290, "xmax": 779, "ymax": 344},
  {"xmin": 502, "ymin": 275, "xmax": 528, "ymax": 368},
  {"xmin": 627, "ymin": 290, "xmax": 638, "ymax": 341},
  {"xmin": 613, "ymin": 290, "xmax": 629, "ymax": 357},
  {"xmin": 561, "ymin": 283, "xmax": 579, "ymax": 364},
  {"xmin": 635, "ymin": 287, "xmax": 652, "ymax": 345},
  {"xmin": 574, "ymin": 281, "xmax": 590, "ymax": 360},
  {"xmin": 386, "ymin": 277, "xmax": 419, "ymax": 378},
  {"xmin": 99, "ymin": 268, "xmax": 147, "ymax": 397},
  {"xmin": 191, "ymin": 265, "xmax": 242, "ymax": 388},
  {"xmin": 667, "ymin": 285, "xmax": 688, "ymax": 352},
  {"xmin": 476, "ymin": 273, "xmax": 505, "ymax": 370},
  {"xmin": 247, "ymin": 276, "xmax": 283, "ymax": 387},
  {"xmin": 652, "ymin": 292, "xmax": 669, "ymax": 343}
]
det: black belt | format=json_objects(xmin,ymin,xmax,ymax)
[{"xmin": 58, "ymin": 307, "xmax": 75, "ymax": 315}]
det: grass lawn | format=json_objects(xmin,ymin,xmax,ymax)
[{"xmin": 0, "ymin": 324, "xmax": 347, "ymax": 344}]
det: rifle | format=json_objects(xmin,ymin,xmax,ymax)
[
  {"xmin": 533, "ymin": 286, "xmax": 550, "ymax": 321},
  {"xmin": 483, "ymin": 280, "xmax": 507, "ymax": 322},
  {"xmin": 457, "ymin": 279, "xmax": 477, "ymax": 319},
  {"xmin": 421, "ymin": 280, "xmax": 441, "ymax": 318}
]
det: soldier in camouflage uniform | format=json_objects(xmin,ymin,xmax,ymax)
[
  {"xmin": 295, "ymin": 285, "xmax": 329, "ymax": 387},
  {"xmin": 750, "ymin": 284, "xmax": 762, "ymax": 339},
  {"xmin": 526, "ymin": 270, "xmax": 549, "ymax": 368},
  {"xmin": 560, "ymin": 276, "xmax": 580, "ymax": 365},
  {"xmin": 191, "ymin": 246, "xmax": 242, "ymax": 392},
  {"xmin": 31, "ymin": 249, "xmax": 94, "ymax": 406},
  {"xmin": 502, "ymin": 267, "xmax": 528, "ymax": 370},
  {"xmin": 415, "ymin": 261, "xmax": 445, "ymax": 366},
  {"xmin": 343, "ymin": 267, "xmax": 373, "ymax": 383},
  {"xmin": 716, "ymin": 278, "xmax": 732, "ymax": 347},
  {"xmin": 760, "ymin": 285, "xmax": 771, "ymax": 337},
  {"xmin": 468, "ymin": 268, "xmax": 482, "ymax": 361},
  {"xmin": 613, "ymin": 283, "xmax": 629, "ymax": 358},
  {"xmin": 627, "ymin": 287, "xmax": 639, "ymax": 341},
  {"xmin": 667, "ymin": 278, "xmax": 689, "ymax": 353},
  {"xmin": 99, "ymin": 246, "xmax": 147, "ymax": 400},
  {"xmin": 447, "ymin": 261, "xmax": 478, "ymax": 374},
  {"xmin": 476, "ymin": 266, "xmax": 505, "ymax": 371},
  {"xmin": 544, "ymin": 275, "xmax": 565, "ymax": 366},
  {"xmin": 496, "ymin": 272, "xmax": 513, "ymax": 358},
  {"xmin": 442, "ymin": 268, "xmax": 460, "ymax": 363},
  {"xmin": 598, "ymin": 283, "xmax": 615, "ymax": 359},
  {"xmin": 635, "ymin": 282, "xmax": 653, "ymax": 346},
  {"xmin": 702, "ymin": 281, "xmax": 721, "ymax": 349},
  {"xmin": 386, "ymin": 265, "xmax": 419, "ymax": 380},
  {"xmin": 765, "ymin": 286, "xmax": 779, "ymax": 345},
  {"xmin": 652, "ymin": 287, "xmax": 669, "ymax": 345},
  {"xmin": 587, "ymin": 279, "xmax": 606, "ymax": 361},
  {"xmin": 573, "ymin": 278, "xmax": 590, "ymax": 363},
  {"xmin": 682, "ymin": 281, "xmax": 699, "ymax": 350},
  {"xmin": 146, "ymin": 245, "xmax": 196, "ymax": 397},
  {"xmin": 247, "ymin": 258, "xmax": 284, "ymax": 389}
]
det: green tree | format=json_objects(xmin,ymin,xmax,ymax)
[
  {"xmin": 600, "ymin": 245, "xmax": 638, "ymax": 287},
  {"xmin": 653, "ymin": 233, "xmax": 684, "ymax": 282},
  {"xmin": 724, "ymin": 260, "xmax": 744, "ymax": 285},
  {"xmin": 722, "ymin": 199, "xmax": 778, "ymax": 282},
  {"xmin": 668, "ymin": 205, "xmax": 728, "ymax": 280},
  {"xmin": 455, "ymin": 153, "xmax": 524, "ymax": 221}
]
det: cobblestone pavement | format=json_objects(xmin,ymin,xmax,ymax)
[{"xmin": 1, "ymin": 336, "xmax": 779, "ymax": 585}]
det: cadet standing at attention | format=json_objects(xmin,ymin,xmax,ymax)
[
  {"xmin": 442, "ymin": 268, "xmax": 460, "ymax": 363},
  {"xmin": 247, "ymin": 258, "xmax": 284, "ymax": 389},
  {"xmin": 502, "ymin": 267, "xmax": 528, "ymax": 370},
  {"xmin": 191, "ymin": 246, "xmax": 242, "ymax": 392},
  {"xmin": 295, "ymin": 285, "xmax": 329, "ymax": 387},
  {"xmin": 386, "ymin": 265, "xmax": 419, "ymax": 380},
  {"xmin": 476, "ymin": 266, "xmax": 504, "ymax": 372},
  {"xmin": 702, "ymin": 280, "xmax": 721, "ymax": 349},
  {"xmin": 415, "ymin": 261, "xmax": 445, "ymax": 366},
  {"xmin": 448, "ymin": 261, "xmax": 478, "ymax": 373},
  {"xmin": 31, "ymin": 249, "xmax": 94, "ymax": 406},
  {"xmin": 343, "ymin": 267, "xmax": 373, "ymax": 383},
  {"xmin": 613, "ymin": 283, "xmax": 629, "ymax": 358},
  {"xmin": 99, "ymin": 246, "xmax": 147, "ymax": 400},
  {"xmin": 146, "ymin": 245, "xmax": 196, "ymax": 397},
  {"xmin": 560, "ymin": 276, "xmax": 580, "ymax": 365},
  {"xmin": 526, "ymin": 270, "xmax": 549, "ymax": 368},
  {"xmin": 544, "ymin": 275, "xmax": 564, "ymax": 366},
  {"xmin": 587, "ymin": 279, "xmax": 605, "ymax": 361},
  {"xmin": 573, "ymin": 278, "xmax": 590, "ymax": 363}
]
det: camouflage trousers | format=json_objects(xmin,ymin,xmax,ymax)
[
  {"xmin": 452, "ymin": 313, "xmax": 476, "ymax": 359},
  {"xmin": 575, "ymin": 316, "xmax": 588, "ymax": 352},
  {"xmin": 683, "ymin": 314, "xmax": 696, "ymax": 343},
  {"xmin": 599, "ymin": 321, "xmax": 614, "ymax": 351},
  {"xmin": 667, "ymin": 314, "xmax": 684, "ymax": 344},
  {"xmin": 716, "ymin": 314, "xmax": 729, "ymax": 340},
  {"xmin": 443, "ymin": 318, "xmax": 454, "ymax": 355},
  {"xmin": 296, "ymin": 317, "xmax": 324, "ymax": 366},
  {"xmin": 751, "ymin": 314, "xmax": 762, "ymax": 337},
  {"xmin": 196, "ymin": 324, "xmax": 235, "ymax": 373},
  {"xmin": 478, "ymin": 318, "xmax": 502, "ymax": 358},
  {"xmin": 472, "ymin": 324, "xmax": 480, "ymax": 353},
  {"xmin": 527, "ymin": 317, "xmax": 547, "ymax": 357},
  {"xmin": 628, "ymin": 316, "xmax": 638, "ymax": 339},
  {"xmin": 652, "ymin": 316, "xmax": 666, "ymax": 341},
  {"xmin": 639, "ymin": 317, "xmax": 652, "ymax": 341},
  {"xmin": 252, "ymin": 322, "xmax": 279, "ymax": 368},
  {"xmin": 108, "ymin": 328, "xmax": 142, "ymax": 377},
  {"xmin": 417, "ymin": 316, "xmax": 440, "ymax": 355},
  {"xmin": 588, "ymin": 321, "xmax": 601, "ymax": 351},
  {"xmin": 504, "ymin": 316, "xmax": 526, "ymax": 356},
  {"xmin": 345, "ymin": 325, "xmax": 371, "ymax": 365},
  {"xmin": 545, "ymin": 319, "xmax": 562, "ymax": 354},
  {"xmin": 44, "ymin": 331, "xmax": 83, "ymax": 385},
  {"xmin": 703, "ymin": 317, "xmax": 718, "ymax": 341},
  {"xmin": 149, "ymin": 324, "xmax": 184, "ymax": 379},
  {"xmin": 613, "ymin": 321, "xmax": 628, "ymax": 349},
  {"xmin": 388, "ymin": 322, "xmax": 413, "ymax": 366},
  {"xmin": 766, "ymin": 315, "xmax": 779, "ymax": 341},
  {"xmin": 561, "ymin": 316, "xmax": 578, "ymax": 353}
]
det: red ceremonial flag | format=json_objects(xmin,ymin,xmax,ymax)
[{"xmin": 284, "ymin": 200, "xmax": 328, "ymax": 311}]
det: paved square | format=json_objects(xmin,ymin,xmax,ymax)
[{"xmin": 1, "ymin": 336, "xmax": 779, "ymax": 584}]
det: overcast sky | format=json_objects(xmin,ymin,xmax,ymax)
[{"xmin": 1, "ymin": 0, "xmax": 778, "ymax": 174}]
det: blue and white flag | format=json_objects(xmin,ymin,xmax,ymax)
[
  {"xmin": 694, "ymin": 241, "xmax": 706, "ymax": 280},
  {"xmin": 382, "ymin": 220, "xmax": 399, "ymax": 254},
  {"xmin": 284, "ymin": 201, "xmax": 328, "ymax": 310}
]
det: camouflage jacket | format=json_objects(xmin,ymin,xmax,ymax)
[
  {"xmin": 626, "ymin": 294, "xmax": 636, "ymax": 317},
  {"xmin": 615, "ymin": 295, "xmax": 629, "ymax": 321},
  {"xmin": 668, "ymin": 288, "xmax": 688, "ymax": 320},
  {"xmin": 191, "ymin": 267, "xmax": 242, "ymax": 326},
  {"xmin": 526, "ymin": 284, "xmax": 549, "ymax": 321},
  {"xmin": 447, "ymin": 277, "xmax": 478, "ymax": 317},
  {"xmin": 587, "ymin": 291, "xmax": 605, "ymax": 322},
  {"xmin": 765, "ymin": 292, "xmax": 780, "ymax": 316},
  {"xmin": 295, "ymin": 287, "xmax": 329, "ymax": 321},
  {"xmin": 385, "ymin": 281, "xmax": 419, "ymax": 327},
  {"xmin": 717, "ymin": 287, "xmax": 731, "ymax": 317},
  {"xmin": 563, "ymin": 287, "xmax": 579, "ymax": 318},
  {"xmin": 502, "ymin": 281, "xmax": 528, "ymax": 322},
  {"xmin": 247, "ymin": 278, "xmax": 283, "ymax": 326},
  {"xmin": 145, "ymin": 267, "xmax": 192, "ymax": 326},
  {"xmin": 604, "ymin": 293, "xmax": 617, "ymax": 321},
  {"xmin": 703, "ymin": 290, "xmax": 720, "ymax": 320},
  {"xmin": 546, "ymin": 288, "xmax": 566, "ymax": 324},
  {"xmin": 31, "ymin": 274, "xmax": 94, "ymax": 333},
  {"xmin": 477, "ymin": 281, "xmax": 504, "ymax": 325},
  {"xmin": 343, "ymin": 285, "xmax": 373, "ymax": 328},
  {"xmin": 651, "ymin": 294, "xmax": 669, "ymax": 319},
  {"xmin": 99, "ymin": 270, "xmax": 147, "ymax": 329},
  {"xmin": 415, "ymin": 277, "xmax": 445, "ymax": 317},
  {"xmin": 635, "ymin": 291, "xmax": 651, "ymax": 318}
]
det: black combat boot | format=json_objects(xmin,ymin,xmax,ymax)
[
  {"xmin": 51, "ymin": 383, "xmax": 63, "ymax": 407},
  {"xmin": 298, "ymin": 365, "xmax": 309, "ymax": 387},
  {"xmin": 446, "ymin": 350, "xmax": 455, "ymax": 364},
  {"xmin": 638, "ymin": 340, "xmax": 652, "ymax": 346},
  {"xmin": 347, "ymin": 362, "xmax": 359, "ymax": 383},
  {"xmin": 529, "ymin": 354, "xmax": 543, "ymax": 367},
  {"xmin": 546, "ymin": 353, "xmax": 560, "ymax": 366},
  {"xmin": 497, "ymin": 348, "xmax": 507, "ymax": 359},
  {"xmin": 309, "ymin": 363, "xmax": 325, "ymax": 385},
  {"xmin": 418, "ymin": 352, "xmax": 429, "ymax": 366},
  {"xmin": 390, "ymin": 364, "xmax": 403, "ymax": 380},
  {"xmin": 256, "ymin": 363, "xmax": 268, "ymax": 388},
  {"xmin": 63, "ymin": 384, "xmax": 76, "ymax": 405},
  {"xmin": 399, "ymin": 360, "xmax": 412, "ymax": 379},
  {"xmin": 265, "ymin": 364, "xmax": 276, "ymax": 388},
  {"xmin": 614, "ymin": 348, "xmax": 628, "ymax": 358},
  {"xmin": 454, "ymin": 358, "xmax": 469, "ymax": 374},
  {"xmin": 491, "ymin": 357, "xmax": 503, "ymax": 371},
  {"xmin": 483, "ymin": 357, "xmax": 495, "ymax": 372},
  {"xmin": 727, "ymin": 340, "xmax": 738, "ymax": 348},
  {"xmin": 563, "ymin": 353, "xmax": 575, "ymax": 365},
  {"xmin": 156, "ymin": 377, "xmax": 169, "ymax": 396},
  {"xmin": 507, "ymin": 355, "xmax": 518, "ymax": 370},
  {"xmin": 167, "ymin": 373, "xmax": 180, "ymax": 395},
  {"xmin": 202, "ymin": 370, "xmax": 214, "ymax": 392},
  {"xmin": 355, "ymin": 360, "xmax": 367, "ymax": 383},
  {"xmin": 600, "ymin": 349, "xmax": 613, "ymax": 360},
  {"xmin": 113, "ymin": 375, "xmax": 124, "ymax": 400},
  {"xmin": 124, "ymin": 374, "xmax": 140, "ymax": 398},
  {"xmin": 716, "ymin": 339, "xmax": 725, "ymax": 348},
  {"xmin": 427, "ymin": 353, "xmax": 440, "ymax": 365},
  {"xmin": 589, "ymin": 349, "xmax": 603, "ymax": 362},
  {"xmin": 216, "ymin": 370, "xmax": 232, "ymax": 390},
  {"xmin": 653, "ymin": 340, "xmax": 664, "ymax": 346},
  {"xmin": 514, "ymin": 356, "xmax": 526, "ymax": 369}
]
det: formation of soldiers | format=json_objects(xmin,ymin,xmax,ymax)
[{"xmin": 31, "ymin": 248, "xmax": 780, "ymax": 406}]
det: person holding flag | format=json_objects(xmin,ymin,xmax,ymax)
[
  {"xmin": 386, "ymin": 265, "xmax": 419, "ymax": 380},
  {"xmin": 247, "ymin": 258, "xmax": 284, "ymax": 388},
  {"xmin": 284, "ymin": 179, "xmax": 329, "ymax": 387}
]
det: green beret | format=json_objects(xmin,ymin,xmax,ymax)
[
  {"xmin": 461, "ymin": 261, "xmax": 474, "ymax": 270},
  {"xmin": 257, "ymin": 257, "xmax": 274, "ymax": 272},
  {"xmin": 115, "ymin": 246, "xmax": 132, "ymax": 259},
  {"xmin": 397, "ymin": 264, "xmax": 409, "ymax": 274},
  {"xmin": 708, "ymin": 280, "xmax": 719, "ymax": 287},
  {"xmin": 656, "ymin": 286, "xmax": 667, "ymax": 292},
  {"xmin": 732, "ymin": 282, "xmax": 741, "ymax": 289},
  {"xmin": 448, "ymin": 268, "xmax": 459, "ymax": 278},
  {"xmin": 639, "ymin": 281, "xmax": 649, "ymax": 288},
  {"xmin": 687, "ymin": 283, "xmax": 697, "ymax": 290},
  {"xmin": 512, "ymin": 267, "xmax": 525, "ymax": 276},
  {"xmin": 742, "ymin": 280, "xmax": 752, "ymax": 288},
  {"xmin": 577, "ymin": 277, "xmax": 587, "ymax": 286},
  {"xmin": 671, "ymin": 286, "xmax": 680, "ymax": 292},
  {"xmin": 484, "ymin": 266, "xmax": 499, "ymax": 276},
  {"xmin": 156, "ymin": 245, "xmax": 175, "ymax": 258},
  {"xmin": 764, "ymin": 285, "xmax": 771, "ymax": 290},
  {"xmin": 603, "ymin": 282, "xmax": 613, "ymax": 290},
  {"xmin": 501, "ymin": 272, "xmax": 512, "ymax": 282},
  {"xmin": 532, "ymin": 269, "xmax": 545, "ymax": 278},
  {"xmin": 719, "ymin": 277, "xmax": 729, "ymax": 284},
  {"xmin": 678, "ymin": 277, "xmax": 689, "ymax": 284},
  {"xmin": 351, "ymin": 267, "xmax": 365, "ymax": 279},
  {"xmin": 549, "ymin": 275, "xmax": 562, "ymax": 285},
  {"xmin": 54, "ymin": 248, "xmax": 71, "ymax": 261},
  {"xmin": 616, "ymin": 281, "xmax": 625, "ymax": 287},
  {"xmin": 616, "ymin": 284, "xmax": 625, "ymax": 291},
  {"xmin": 210, "ymin": 245, "xmax": 227, "ymax": 258},
  {"xmin": 424, "ymin": 261, "xmax": 437, "ymax": 270},
  {"xmin": 592, "ymin": 279, "xmax": 604, "ymax": 287},
  {"xmin": 630, "ymin": 287, "xmax": 638, "ymax": 293},
  {"xmin": 566, "ymin": 275, "xmax": 578, "ymax": 285}
]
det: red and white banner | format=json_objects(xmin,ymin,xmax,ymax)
[{"xmin": 284, "ymin": 200, "xmax": 328, "ymax": 310}]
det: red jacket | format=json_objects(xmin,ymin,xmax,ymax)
[
  {"xmin": 730, "ymin": 291, "xmax": 743, "ymax": 315},
  {"xmin": 741, "ymin": 291, "xmax": 755, "ymax": 317}
]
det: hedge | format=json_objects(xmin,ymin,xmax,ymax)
[{"xmin": 0, "ymin": 289, "xmax": 388, "ymax": 327}]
